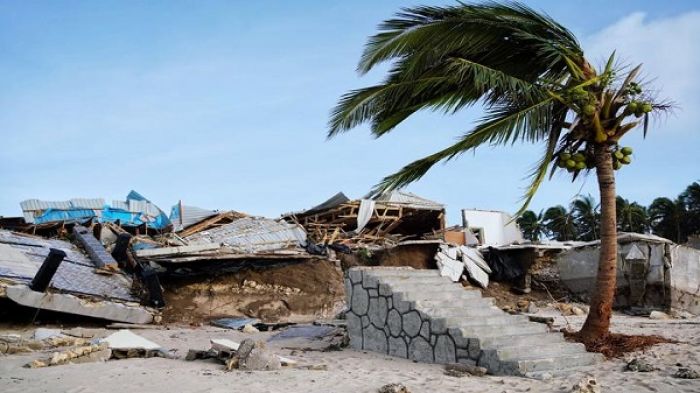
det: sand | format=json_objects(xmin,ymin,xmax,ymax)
[{"xmin": 1, "ymin": 312, "xmax": 699, "ymax": 393}]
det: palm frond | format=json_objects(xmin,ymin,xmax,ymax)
[{"xmin": 368, "ymin": 96, "xmax": 556, "ymax": 196}]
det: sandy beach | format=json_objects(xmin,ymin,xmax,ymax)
[{"xmin": 1, "ymin": 311, "xmax": 699, "ymax": 393}]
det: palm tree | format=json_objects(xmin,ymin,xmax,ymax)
[
  {"xmin": 649, "ymin": 197, "xmax": 688, "ymax": 243},
  {"xmin": 616, "ymin": 196, "xmax": 649, "ymax": 233},
  {"xmin": 571, "ymin": 195, "xmax": 599, "ymax": 241},
  {"xmin": 543, "ymin": 205, "xmax": 577, "ymax": 241},
  {"xmin": 680, "ymin": 182, "xmax": 700, "ymax": 236},
  {"xmin": 517, "ymin": 210, "xmax": 545, "ymax": 241},
  {"xmin": 328, "ymin": 2, "xmax": 669, "ymax": 342}
]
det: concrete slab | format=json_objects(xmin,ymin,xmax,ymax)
[
  {"xmin": 6, "ymin": 285, "xmax": 153, "ymax": 324},
  {"xmin": 103, "ymin": 330, "xmax": 161, "ymax": 350}
]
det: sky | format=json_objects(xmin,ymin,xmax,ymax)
[{"xmin": 1, "ymin": 1, "xmax": 698, "ymax": 225}]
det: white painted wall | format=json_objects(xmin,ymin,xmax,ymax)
[{"xmin": 461, "ymin": 209, "xmax": 524, "ymax": 246}]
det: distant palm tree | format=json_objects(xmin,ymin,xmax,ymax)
[
  {"xmin": 571, "ymin": 195, "xmax": 599, "ymax": 241},
  {"xmin": 616, "ymin": 196, "xmax": 649, "ymax": 233},
  {"xmin": 517, "ymin": 210, "xmax": 545, "ymax": 241},
  {"xmin": 543, "ymin": 205, "xmax": 577, "ymax": 241},
  {"xmin": 649, "ymin": 197, "xmax": 688, "ymax": 243},
  {"xmin": 680, "ymin": 182, "xmax": 700, "ymax": 236},
  {"xmin": 329, "ymin": 2, "xmax": 669, "ymax": 342}
]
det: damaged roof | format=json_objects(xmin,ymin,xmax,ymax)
[{"xmin": 185, "ymin": 216, "xmax": 307, "ymax": 253}]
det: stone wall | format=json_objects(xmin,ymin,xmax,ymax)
[{"xmin": 344, "ymin": 268, "xmax": 478, "ymax": 365}]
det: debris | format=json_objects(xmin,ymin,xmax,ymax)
[
  {"xmin": 378, "ymin": 383, "xmax": 411, "ymax": 393},
  {"xmin": 463, "ymin": 254, "xmax": 489, "ymax": 288},
  {"xmin": 460, "ymin": 246, "xmax": 492, "ymax": 273},
  {"xmin": 435, "ymin": 251, "xmax": 463, "ymax": 282},
  {"xmin": 649, "ymin": 311, "xmax": 671, "ymax": 320},
  {"xmin": 242, "ymin": 324, "xmax": 259, "ymax": 333},
  {"xmin": 572, "ymin": 306, "xmax": 586, "ymax": 316},
  {"xmin": 570, "ymin": 376, "xmax": 600, "ymax": 393},
  {"xmin": 235, "ymin": 339, "xmax": 282, "ymax": 371},
  {"xmin": 25, "ymin": 343, "xmax": 111, "ymax": 368},
  {"xmin": 624, "ymin": 358, "xmax": 656, "ymax": 372},
  {"xmin": 33, "ymin": 328, "xmax": 63, "ymax": 341},
  {"xmin": 674, "ymin": 366, "xmax": 700, "ymax": 379},
  {"xmin": 211, "ymin": 317, "xmax": 260, "ymax": 330},
  {"xmin": 102, "ymin": 329, "xmax": 161, "ymax": 351},
  {"xmin": 106, "ymin": 323, "xmax": 163, "ymax": 330},
  {"xmin": 444, "ymin": 363, "xmax": 487, "ymax": 377},
  {"xmin": 528, "ymin": 315, "xmax": 554, "ymax": 325}
]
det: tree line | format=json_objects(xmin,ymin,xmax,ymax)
[{"xmin": 517, "ymin": 181, "xmax": 700, "ymax": 244}]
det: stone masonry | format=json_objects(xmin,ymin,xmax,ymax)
[{"xmin": 345, "ymin": 267, "xmax": 600, "ymax": 376}]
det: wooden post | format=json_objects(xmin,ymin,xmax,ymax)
[{"xmin": 30, "ymin": 248, "xmax": 66, "ymax": 292}]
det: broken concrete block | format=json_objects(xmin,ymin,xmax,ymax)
[
  {"xmin": 242, "ymin": 323, "xmax": 259, "ymax": 333},
  {"xmin": 435, "ymin": 252, "xmax": 463, "ymax": 282},
  {"xmin": 463, "ymin": 257, "xmax": 489, "ymax": 288},
  {"xmin": 649, "ymin": 311, "xmax": 671, "ymax": 320},
  {"xmin": 102, "ymin": 330, "xmax": 161, "ymax": 350},
  {"xmin": 6, "ymin": 286, "xmax": 154, "ymax": 324},
  {"xmin": 236, "ymin": 339, "xmax": 281, "ymax": 371},
  {"xmin": 460, "ymin": 246, "xmax": 492, "ymax": 274}
]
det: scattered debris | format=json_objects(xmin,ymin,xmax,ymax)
[
  {"xmin": 235, "ymin": 339, "xmax": 281, "ymax": 371},
  {"xmin": 444, "ymin": 363, "xmax": 487, "ymax": 377},
  {"xmin": 378, "ymin": 383, "xmax": 411, "ymax": 393},
  {"xmin": 211, "ymin": 317, "xmax": 260, "ymax": 330},
  {"xmin": 101, "ymin": 329, "xmax": 171, "ymax": 359},
  {"xmin": 649, "ymin": 311, "xmax": 671, "ymax": 320},
  {"xmin": 241, "ymin": 324, "xmax": 259, "ymax": 333},
  {"xmin": 25, "ymin": 343, "xmax": 111, "ymax": 368},
  {"xmin": 570, "ymin": 376, "xmax": 600, "ymax": 393},
  {"xmin": 674, "ymin": 365, "xmax": 700, "ymax": 379},
  {"xmin": 624, "ymin": 358, "xmax": 656, "ymax": 372}
]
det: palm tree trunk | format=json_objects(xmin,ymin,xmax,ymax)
[{"xmin": 579, "ymin": 144, "xmax": 617, "ymax": 342}]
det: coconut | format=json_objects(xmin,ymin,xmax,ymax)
[
  {"xmin": 642, "ymin": 103, "xmax": 652, "ymax": 113},
  {"xmin": 614, "ymin": 161, "xmax": 623, "ymax": 170},
  {"xmin": 575, "ymin": 161, "xmax": 586, "ymax": 170},
  {"xmin": 583, "ymin": 105, "xmax": 596, "ymax": 116},
  {"xmin": 572, "ymin": 153, "xmax": 585, "ymax": 162},
  {"xmin": 560, "ymin": 152, "xmax": 572, "ymax": 161},
  {"xmin": 614, "ymin": 151, "xmax": 624, "ymax": 160},
  {"xmin": 627, "ymin": 101, "xmax": 638, "ymax": 112},
  {"xmin": 621, "ymin": 156, "xmax": 632, "ymax": 164},
  {"xmin": 621, "ymin": 146, "xmax": 633, "ymax": 155},
  {"xmin": 566, "ymin": 159, "xmax": 576, "ymax": 169},
  {"xmin": 557, "ymin": 160, "xmax": 567, "ymax": 168}
]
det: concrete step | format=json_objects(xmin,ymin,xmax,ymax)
[
  {"xmin": 478, "ymin": 332, "xmax": 565, "ymax": 349},
  {"xmin": 413, "ymin": 297, "xmax": 494, "ymax": 309},
  {"xmin": 395, "ymin": 289, "xmax": 482, "ymax": 302},
  {"xmin": 386, "ymin": 282, "xmax": 468, "ymax": 295},
  {"xmin": 504, "ymin": 352, "xmax": 601, "ymax": 374},
  {"xmin": 419, "ymin": 305, "xmax": 502, "ymax": 318},
  {"xmin": 363, "ymin": 269, "xmax": 441, "ymax": 276},
  {"xmin": 494, "ymin": 342, "xmax": 587, "ymax": 361},
  {"xmin": 457, "ymin": 322, "xmax": 547, "ymax": 338},
  {"xmin": 380, "ymin": 278, "xmax": 457, "ymax": 287},
  {"xmin": 439, "ymin": 314, "xmax": 529, "ymax": 328}
]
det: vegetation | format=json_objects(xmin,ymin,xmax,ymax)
[
  {"xmin": 329, "ymin": 2, "xmax": 671, "ymax": 342},
  {"xmin": 518, "ymin": 181, "xmax": 700, "ymax": 243}
]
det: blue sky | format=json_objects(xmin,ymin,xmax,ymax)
[{"xmin": 1, "ymin": 1, "xmax": 698, "ymax": 225}]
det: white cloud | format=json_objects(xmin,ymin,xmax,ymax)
[{"xmin": 584, "ymin": 11, "xmax": 700, "ymax": 128}]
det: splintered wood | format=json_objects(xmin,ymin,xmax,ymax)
[{"xmin": 287, "ymin": 201, "xmax": 443, "ymax": 247}]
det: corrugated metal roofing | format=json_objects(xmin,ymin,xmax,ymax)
[
  {"xmin": 372, "ymin": 191, "xmax": 443, "ymax": 210},
  {"xmin": 20, "ymin": 198, "xmax": 105, "ymax": 223},
  {"xmin": 170, "ymin": 204, "xmax": 218, "ymax": 231},
  {"xmin": 186, "ymin": 216, "xmax": 307, "ymax": 253}
]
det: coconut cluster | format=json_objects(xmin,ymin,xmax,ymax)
[
  {"xmin": 613, "ymin": 146, "xmax": 633, "ymax": 170},
  {"xmin": 557, "ymin": 150, "xmax": 592, "ymax": 172},
  {"xmin": 557, "ymin": 145, "xmax": 633, "ymax": 172}
]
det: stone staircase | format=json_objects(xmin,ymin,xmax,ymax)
[{"xmin": 345, "ymin": 267, "xmax": 601, "ymax": 376}]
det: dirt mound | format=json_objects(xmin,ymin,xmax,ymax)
[{"xmin": 161, "ymin": 259, "xmax": 344, "ymax": 324}]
